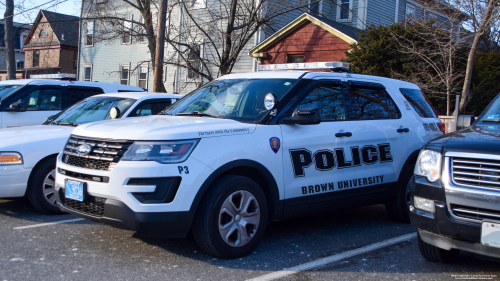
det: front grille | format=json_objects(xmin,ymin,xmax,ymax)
[
  {"xmin": 451, "ymin": 157, "xmax": 500, "ymax": 190},
  {"xmin": 62, "ymin": 136, "xmax": 133, "ymax": 171},
  {"xmin": 451, "ymin": 204, "xmax": 500, "ymax": 222},
  {"xmin": 64, "ymin": 197, "xmax": 105, "ymax": 217}
]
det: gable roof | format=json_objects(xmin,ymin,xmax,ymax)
[
  {"xmin": 250, "ymin": 13, "xmax": 363, "ymax": 58},
  {"xmin": 23, "ymin": 10, "xmax": 79, "ymax": 48}
]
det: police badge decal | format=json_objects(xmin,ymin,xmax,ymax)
[{"xmin": 269, "ymin": 137, "xmax": 280, "ymax": 153}]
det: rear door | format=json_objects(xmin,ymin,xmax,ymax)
[{"xmin": 1, "ymin": 85, "xmax": 62, "ymax": 128}]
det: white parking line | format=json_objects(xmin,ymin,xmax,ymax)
[
  {"xmin": 247, "ymin": 232, "xmax": 417, "ymax": 281},
  {"xmin": 13, "ymin": 218, "xmax": 86, "ymax": 230}
]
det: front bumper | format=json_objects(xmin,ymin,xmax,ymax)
[
  {"xmin": 409, "ymin": 175, "xmax": 500, "ymax": 259},
  {"xmin": 55, "ymin": 188, "xmax": 194, "ymax": 238},
  {"xmin": 0, "ymin": 165, "xmax": 31, "ymax": 197}
]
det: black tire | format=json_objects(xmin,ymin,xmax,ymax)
[
  {"xmin": 417, "ymin": 231, "xmax": 459, "ymax": 263},
  {"xmin": 192, "ymin": 175, "xmax": 268, "ymax": 259},
  {"xmin": 26, "ymin": 157, "xmax": 64, "ymax": 215},
  {"xmin": 385, "ymin": 164, "xmax": 415, "ymax": 223}
]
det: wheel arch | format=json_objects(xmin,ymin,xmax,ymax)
[
  {"xmin": 189, "ymin": 159, "xmax": 284, "ymax": 221},
  {"xmin": 25, "ymin": 153, "xmax": 59, "ymax": 196},
  {"xmin": 397, "ymin": 149, "xmax": 420, "ymax": 184}
]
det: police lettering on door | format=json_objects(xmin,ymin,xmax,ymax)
[{"xmin": 289, "ymin": 143, "xmax": 393, "ymax": 177}]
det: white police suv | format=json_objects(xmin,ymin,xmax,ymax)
[
  {"xmin": 0, "ymin": 92, "xmax": 180, "ymax": 214},
  {"xmin": 54, "ymin": 64, "xmax": 444, "ymax": 258}
]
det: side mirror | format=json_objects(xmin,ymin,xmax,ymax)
[
  {"xmin": 456, "ymin": 115, "xmax": 475, "ymax": 130},
  {"xmin": 281, "ymin": 107, "xmax": 321, "ymax": 125},
  {"xmin": 109, "ymin": 107, "xmax": 121, "ymax": 119},
  {"xmin": 4, "ymin": 101, "xmax": 27, "ymax": 112}
]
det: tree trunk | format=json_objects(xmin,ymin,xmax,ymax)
[
  {"xmin": 3, "ymin": 0, "xmax": 15, "ymax": 80},
  {"xmin": 447, "ymin": 90, "xmax": 450, "ymax": 116},
  {"xmin": 153, "ymin": 0, "xmax": 168, "ymax": 92},
  {"xmin": 459, "ymin": 0, "xmax": 499, "ymax": 113}
]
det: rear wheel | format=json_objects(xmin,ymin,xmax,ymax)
[
  {"xmin": 386, "ymin": 164, "xmax": 414, "ymax": 223},
  {"xmin": 192, "ymin": 175, "xmax": 268, "ymax": 259},
  {"xmin": 27, "ymin": 157, "xmax": 64, "ymax": 214},
  {"xmin": 417, "ymin": 231, "xmax": 460, "ymax": 263}
]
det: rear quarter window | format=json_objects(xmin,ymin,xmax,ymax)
[{"xmin": 399, "ymin": 88, "xmax": 437, "ymax": 118}]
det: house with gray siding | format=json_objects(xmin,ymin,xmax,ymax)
[{"xmin": 78, "ymin": 0, "xmax": 460, "ymax": 94}]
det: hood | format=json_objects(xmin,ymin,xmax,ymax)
[
  {"xmin": 0, "ymin": 125, "xmax": 75, "ymax": 150},
  {"xmin": 429, "ymin": 124, "xmax": 500, "ymax": 155},
  {"xmin": 72, "ymin": 116, "xmax": 257, "ymax": 140}
]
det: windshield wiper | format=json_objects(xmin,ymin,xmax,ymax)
[
  {"xmin": 55, "ymin": 121, "xmax": 79, "ymax": 127},
  {"xmin": 174, "ymin": 111, "xmax": 220, "ymax": 118},
  {"xmin": 481, "ymin": 118, "xmax": 500, "ymax": 123},
  {"xmin": 45, "ymin": 117, "xmax": 57, "ymax": 125}
]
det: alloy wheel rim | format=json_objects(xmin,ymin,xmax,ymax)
[
  {"xmin": 43, "ymin": 169, "xmax": 57, "ymax": 206},
  {"xmin": 218, "ymin": 190, "xmax": 260, "ymax": 247}
]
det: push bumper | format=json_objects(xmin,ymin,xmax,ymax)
[
  {"xmin": 409, "ymin": 176, "xmax": 500, "ymax": 259},
  {"xmin": 0, "ymin": 165, "xmax": 31, "ymax": 198},
  {"xmin": 55, "ymin": 187, "xmax": 195, "ymax": 238}
]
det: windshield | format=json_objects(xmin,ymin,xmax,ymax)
[
  {"xmin": 51, "ymin": 97, "xmax": 136, "ymax": 125},
  {"xmin": 164, "ymin": 78, "xmax": 298, "ymax": 123},
  {"xmin": 479, "ymin": 94, "xmax": 500, "ymax": 123},
  {"xmin": 0, "ymin": 84, "xmax": 25, "ymax": 101}
]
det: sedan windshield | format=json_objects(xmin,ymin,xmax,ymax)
[
  {"xmin": 0, "ymin": 84, "xmax": 25, "ymax": 101},
  {"xmin": 50, "ymin": 97, "xmax": 136, "ymax": 125},
  {"xmin": 164, "ymin": 79, "xmax": 298, "ymax": 123}
]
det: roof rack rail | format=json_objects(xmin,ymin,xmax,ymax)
[
  {"xmin": 30, "ymin": 74, "xmax": 76, "ymax": 81},
  {"xmin": 258, "ymin": 62, "xmax": 350, "ymax": 72}
]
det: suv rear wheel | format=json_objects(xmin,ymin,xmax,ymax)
[
  {"xmin": 192, "ymin": 175, "xmax": 268, "ymax": 258},
  {"xmin": 417, "ymin": 231, "xmax": 460, "ymax": 262},
  {"xmin": 386, "ymin": 164, "xmax": 414, "ymax": 223},
  {"xmin": 27, "ymin": 157, "xmax": 64, "ymax": 214}
]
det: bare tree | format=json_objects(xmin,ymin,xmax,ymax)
[
  {"xmin": 390, "ymin": 1, "xmax": 469, "ymax": 116},
  {"xmin": 3, "ymin": 0, "xmax": 15, "ymax": 80},
  {"xmin": 452, "ymin": 0, "xmax": 500, "ymax": 113}
]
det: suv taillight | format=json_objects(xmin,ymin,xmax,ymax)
[{"xmin": 437, "ymin": 123, "xmax": 445, "ymax": 134}]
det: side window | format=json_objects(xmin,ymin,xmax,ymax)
[
  {"xmin": 399, "ymin": 88, "xmax": 437, "ymax": 118},
  {"xmin": 347, "ymin": 85, "xmax": 400, "ymax": 120},
  {"xmin": 18, "ymin": 88, "xmax": 62, "ymax": 111},
  {"xmin": 294, "ymin": 83, "xmax": 345, "ymax": 121},
  {"xmin": 132, "ymin": 101, "xmax": 171, "ymax": 117},
  {"xmin": 67, "ymin": 88, "xmax": 104, "ymax": 106}
]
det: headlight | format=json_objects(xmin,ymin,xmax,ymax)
[
  {"xmin": 414, "ymin": 149, "xmax": 442, "ymax": 182},
  {"xmin": 0, "ymin": 152, "xmax": 23, "ymax": 165},
  {"xmin": 122, "ymin": 139, "xmax": 200, "ymax": 164}
]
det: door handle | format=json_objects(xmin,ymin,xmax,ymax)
[
  {"xmin": 397, "ymin": 128, "xmax": 410, "ymax": 133},
  {"xmin": 335, "ymin": 132, "xmax": 352, "ymax": 137}
]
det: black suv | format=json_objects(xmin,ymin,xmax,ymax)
[{"xmin": 410, "ymin": 93, "xmax": 500, "ymax": 262}]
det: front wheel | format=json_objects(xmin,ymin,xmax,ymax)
[
  {"xmin": 417, "ymin": 231, "xmax": 459, "ymax": 263},
  {"xmin": 192, "ymin": 175, "xmax": 268, "ymax": 259},
  {"xmin": 27, "ymin": 157, "xmax": 64, "ymax": 214}
]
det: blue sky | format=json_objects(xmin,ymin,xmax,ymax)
[{"xmin": 1, "ymin": 0, "xmax": 80, "ymax": 24}]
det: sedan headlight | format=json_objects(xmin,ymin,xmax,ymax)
[
  {"xmin": 414, "ymin": 149, "xmax": 442, "ymax": 182},
  {"xmin": 122, "ymin": 139, "xmax": 200, "ymax": 164},
  {"xmin": 0, "ymin": 152, "xmax": 23, "ymax": 165}
]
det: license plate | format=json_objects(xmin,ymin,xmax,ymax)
[
  {"xmin": 65, "ymin": 180, "xmax": 85, "ymax": 202},
  {"xmin": 481, "ymin": 222, "xmax": 500, "ymax": 249}
]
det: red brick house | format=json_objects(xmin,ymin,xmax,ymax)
[
  {"xmin": 22, "ymin": 10, "xmax": 79, "ymax": 78},
  {"xmin": 249, "ymin": 13, "xmax": 362, "ymax": 67}
]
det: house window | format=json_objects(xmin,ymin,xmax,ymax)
[
  {"xmin": 138, "ymin": 64, "xmax": 148, "ymax": 89},
  {"xmin": 20, "ymin": 32, "xmax": 28, "ymax": 48},
  {"xmin": 309, "ymin": 0, "xmax": 321, "ymax": 15},
  {"xmin": 426, "ymin": 12, "xmax": 438, "ymax": 24},
  {"xmin": 86, "ymin": 20, "xmax": 94, "ymax": 46},
  {"xmin": 287, "ymin": 55, "xmax": 305, "ymax": 63},
  {"xmin": 123, "ymin": 18, "xmax": 132, "ymax": 44},
  {"xmin": 187, "ymin": 44, "xmax": 202, "ymax": 80},
  {"xmin": 138, "ymin": 18, "xmax": 147, "ymax": 43},
  {"xmin": 120, "ymin": 64, "xmax": 129, "ymax": 84},
  {"xmin": 33, "ymin": 50, "xmax": 40, "ymax": 67},
  {"xmin": 406, "ymin": 5, "xmax": 415, "ymax": 22},
  {"xmin": 84, "ymin": 66, "xmax": 92, "ymax": 81},
  {"xmin": 39, "ymin": 29, "xmax": 47, "ymax": 38},
  {"xmin": 16, "ymin": 61, "xmax": 24, "ymax": 69},
  {"xmin": 338, "ymin": 0, "xmax": 350, "ymax": 21}
]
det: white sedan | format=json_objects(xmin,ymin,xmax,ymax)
[{"xmin": 0, "ymin": 92, "xmax": 182, "ymax": 214}]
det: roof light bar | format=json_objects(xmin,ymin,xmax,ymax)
[
  {"xmin": 258, "ymin": 62, "xmax": 349, "ymax": 71},
  {"xmin": 30, "ymin": 74, "xmax": 76, "ymax": 79}
]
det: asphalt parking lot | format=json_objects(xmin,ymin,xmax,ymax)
[{"xmin": 1, "ymin": 198, "xmax": 499, "ymax": 281}]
